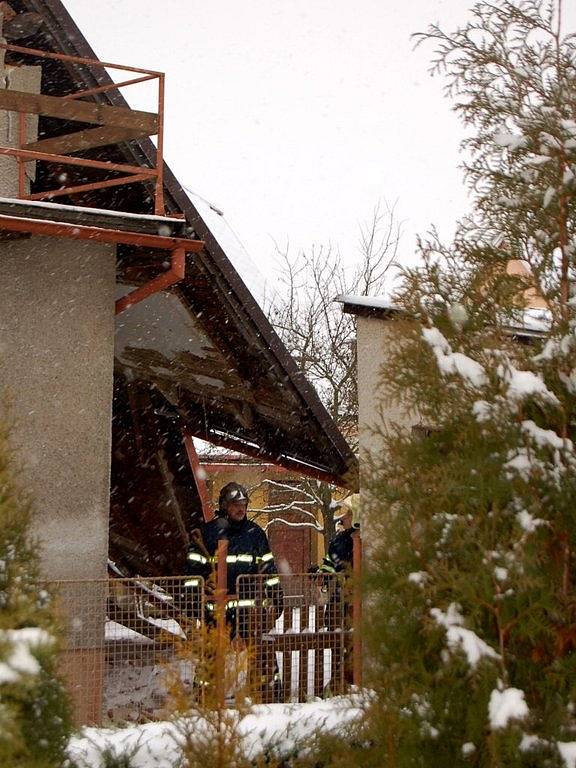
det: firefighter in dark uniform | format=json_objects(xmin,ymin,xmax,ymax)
[
  {"xmin": 321, "ymin": 499, "xmax": 358, "ymax": 575},
  {"xmin": 320, "ymin": 497, "xmax": 360, "ymax": 687},
  {"xmin": 185, "ymin": 482, "xmax": 283, "ymax": 698}
]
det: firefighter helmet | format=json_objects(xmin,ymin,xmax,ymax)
[{"xmin": 218, "ymin": 482, "xmax": 249, "ymax": 512}]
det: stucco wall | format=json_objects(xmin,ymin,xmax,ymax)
[
  {"xmin": 357, "ymin": 315, "xmax": 416, "ymax": 459},
  {"xmin": 0, "ymin": 235, "xmax": 116, "ymax": 580},
  {"xmin": 0, "ymin": 60, "xmax": 42, "ymax": 197},
  {"xmin": 356, "ymin": 315, "xmax": 418, "ymax": 543}
]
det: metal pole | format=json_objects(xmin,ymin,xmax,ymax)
[
  {"xmin": 17, "ymin": 111, "xmax": 26, "ymax": 198},
  {"xmin": 115, "ymin": 246, "xmax": 185, "ymax": 315},
  {"xmin": 154, "ymin": 73, "xmax": 165, "ymax": 216},
  {"xmin": 352, "ymin": 532, "xmax": 363, "ymax": 687},
  {"xmin": 215, "ymin": 539, "xmax": 228, "ymax": 709}
]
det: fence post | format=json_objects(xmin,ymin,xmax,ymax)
[
  {"xmin": 352, "ymin": 532, "xmax": 363, "ymax": 687},
  {"xmin": 215, "ymin": 538, "xmax": 228, "ymax": 708}
]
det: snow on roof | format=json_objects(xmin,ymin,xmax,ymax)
[
  {"xmin": 336, "ymin": 294, "xmax": 398, "ymax": 311},
  {"xmin": 187, "ymin": 191, "xmax": 270, "ymax": 308},
  {"xmin": 0, "ymin": 196, "xmax": 184, "ymax": 224},
  {"xmin": 338, "ymin": 295, "xmax": 550, "ymax": 337},
  {"xmin": 193, "ymin": 437, "xmax": 237, "ymax": 458},
  {"xmin": 194, "ymin": 438, "xmax": 288, "ymax": 466},
  {"xmin": 505, "ymin": 308, "xmax": 550, "ymax": 335}
]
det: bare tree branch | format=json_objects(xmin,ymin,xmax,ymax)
[
  {"xmin": 265, "ymin": 518, "xmax": 324, "ymax": 533},
  {"xmin": 261, "ymin": 202, "xmax": 402, "ymax": 549}
]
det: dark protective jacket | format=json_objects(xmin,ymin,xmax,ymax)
[
  {"xmin": 185, "ymin": 515, "xmax": 283, "ymax": 687},
  {"xmin": 185, "ymin": 514, "xmax": 281, "ymax": 606},
  {"xmin": 320, "ymin": 526, "xmax": 357, "ymax": 573}
]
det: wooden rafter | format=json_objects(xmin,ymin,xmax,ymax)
[
  {"xmin": 24, "ymin": 124, "xmax": 154, "ymax": 155},
  {"xmin": 0, "ymin": 88, "xmax": 158, "ymax": 133}
]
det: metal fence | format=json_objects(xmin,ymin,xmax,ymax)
[
  {"xmin": 49, "ymin": 570, "xmax": 354, "ymax": 724},
  {"xmin": 49, "ymin": 576, "xmax": 204, "ymax": 724},
  {"xmin": 235, "ymin": 573, "xmax": 347, "ymax": 704}
]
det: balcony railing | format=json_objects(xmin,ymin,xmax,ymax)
[{"xmin": 0, "ymin": 42, "xmax": 166, "ymax": 214}]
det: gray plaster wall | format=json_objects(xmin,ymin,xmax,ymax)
[
  {"xmin": 357, "ymin": 315, "xmax": 417, "ymax": 460},
  {"xmin": 0, "ymin": 236, "xmax": 116, "ymax": 580},
  {"xmin": 356, "ymin": 315, "xmax": 419, "ymax": 548},
  {"xmin": 0, "ymin": 55, "xmax": 42, "ymax": 197}
]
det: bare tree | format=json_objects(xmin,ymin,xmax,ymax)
[{"xmin": 259, "ymin": 201, "xmax": 402, "ymax": 551}]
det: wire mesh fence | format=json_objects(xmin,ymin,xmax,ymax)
[
  {"xmin": 48, "ymin": 571, "xmax": 351, "ymax": 723},
  {"xmin": 228, "ymin": 573, "xmax": 347, "ymax": 704},
  {"xmin": 48, "ymin": 576, "xmax": 205, "ymax": 724}
]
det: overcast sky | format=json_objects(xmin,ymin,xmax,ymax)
[{"xmin": 64, "ymin": 0, "xmax": 575, "ymax": 283}]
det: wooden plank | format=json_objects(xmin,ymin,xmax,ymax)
[
  {"xmin": 0, "ymin": 88, "xmax": 158, "ymax": 133},
  {"xmin": 330, "ymin": 636, "xmax": 345, "ymax": 694},
  {"xmin": 262, "ymin": 631, "xmax": 343, "ymax": 652},
  {"xmin": 281, "ymin": 606, "xmax": 293, "ymax": 702},
  {"xmin": 313, "ymin": 648, "xmax": 325, "ymax": 698},
  {"xmin": 282, "ymin": 649, "xmax": 292, "ymax": 702},
  {"xmin": 298, "ymin": 644, "xmax": 308, "ymax": 701},
  {"xmin": 24, "ymin": 124, "xmax": 154, "ymax": 155},
  {"xmin": 28, "ymin": 172, "xmax": 152, "ymax": 201}
]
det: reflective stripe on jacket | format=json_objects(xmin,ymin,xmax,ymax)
[{"xmin": 185, "ymin": 515, "xmax": 280, "ymax": 599}]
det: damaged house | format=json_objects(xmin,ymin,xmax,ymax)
[
  {"xmin": 0, "ymin": 0, "xmax": 357, "ymax": 721},
  {"xmin": 0, "ymin": 0, "xmax": 357, "ymax": 582}
]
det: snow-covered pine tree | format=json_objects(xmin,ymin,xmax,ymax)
[
  {"xmin": 0, "ymin": 417, "xmax": 71, "ymax": 766},
  {"xmin": 363, "ymin": 1, "xmax": 576, "ymax": 765}
]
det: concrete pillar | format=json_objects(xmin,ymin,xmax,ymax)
[
  {"xmin": 0, "ymin": 235, "xmax": 116, "ymax": 580},
  {"xmin": 356, "ymin": 316, "xmax": 418, "ymax": 552},
  {"xmin": 0, "ymin": 17, "xmax": 42, "ymax": 197},
  {"xmin": 357, "ymin": 316, "xmax": 416, "ymax": 466},
  {"xmin": 0, "ymin": 234, "xmax": 115, "ymax": 724}
]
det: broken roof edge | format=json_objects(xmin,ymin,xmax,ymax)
[
  {"xmin": 337, "ymin": 294, "xmax": 403, "ymax": 319},
  {"xmin": 37, "ymin": 0, "xmax": 358, "ymax": 488}
]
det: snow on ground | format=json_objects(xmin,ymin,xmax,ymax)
[{"xmin": 67, "ymin": 695, "xmax": 365, "ymax": 768}]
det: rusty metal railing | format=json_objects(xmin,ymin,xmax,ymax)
[{"xmin": 0, "ymin": 43, "xmax": 166, "ymax": 214}]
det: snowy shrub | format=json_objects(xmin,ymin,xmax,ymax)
[
  {"xmin": 360, "ymin": 1, "xmax": 576, "ymax": 765},
  {"xmin": 0, "ymin": 416, "xmax": 72, "ymax": 767}
]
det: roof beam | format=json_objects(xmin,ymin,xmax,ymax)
[
  {"xmin": 24, "ymin": 124, "xmax": 153, "ymax": 155},
  {"xmin": 0, "ymin": 213, "xmax": 204, "ymax": 251},
  {"xmin": 0, "ymin": 88, "xmax": 158, "ymax": 133}
]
